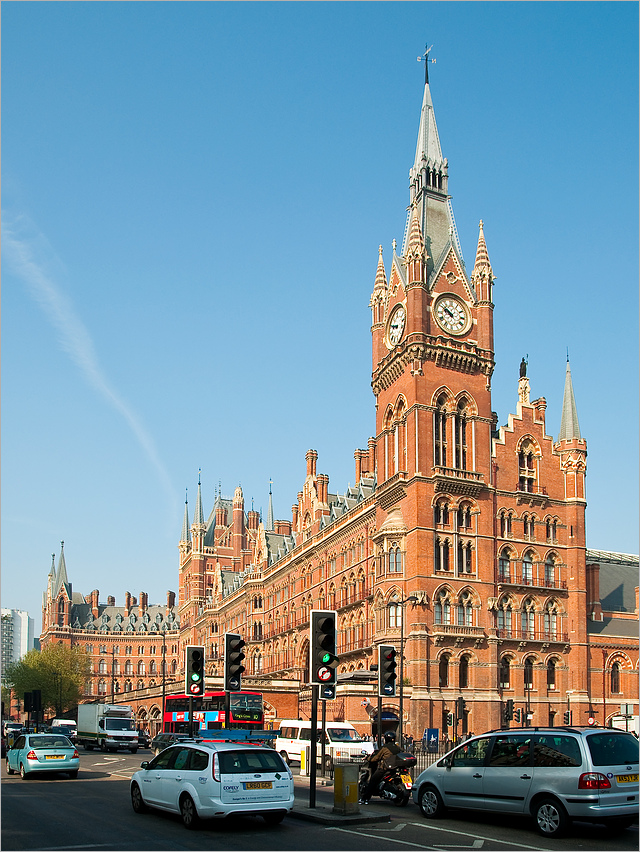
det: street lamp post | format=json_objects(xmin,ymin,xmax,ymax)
[{"xmin": 398, "ymin": 595, "xmax": 418, "ymax": 746}]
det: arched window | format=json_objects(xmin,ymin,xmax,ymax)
[
  {"xmin": 521, "ymin": 599, "xmax": 536, "ymax": 639},
  {"xmin": 435, "ymin": 538, "xmax": 450, "ymax": 571},
  {"xmin": 518, "ymin": 439, "xmax": 537, "ymax": 493},
  {"xmin": 434, "ymin": 499, "xmax": 450, "ymax": 526},
  {"xmin": 125, "ymin": 660, "xmax": 133, "ymax": 675},
  {"xmin": 499, "ymin": 657, "xmax": 510, "ymax": 688},
  {"xmin": 498, "ymin": 548, "xmax": 511, "ymax": 582},
  {"xmin": 544, "ymin": 556, "xmax": 556, "ymax": 587},
  {"xmin": 611, "ymin": 662, "xmax": 621, "ymax": 694},
  {"xmin": 388, "ymin": 545, "xmax": 402, "ymax": 573},
  {"xmin": 459, "ymin": 655, "xmax": 470, "ymax": 689},
  {"xmin": 434, "ymin": 395, "xmax": 448, "ymax": 466},
  {"xmin": 524, "ymin": 657, "xmax": 535, "ymax": 689},
  {"xmin": 497, "ymin": 598, "xmax": 513, "ymax": 634},
  {"xmin": 457, "ymin": 502, "xmax": 472, "ymax": 530},
  {"xmin": 57, "ymin": 598, "xmax": 65, "ymax": 627},
  {"xmin": 458, "ymin": 541, "xmax": 473, "ymax": 574},
  {"xmin": 137, "ymin": 660, "xmax": 145, "ymax": 676},
  {"xmin": 99, "ymin": 659, "xmax": 107, "ymax": 675},
  {"xmin": 522, "ymin": 551, "xmax": 534, "ymax": 584},
  {"xmin": 171, "ymin": 660, "xmax": 177, "ymax": 674},
  {"xmin": 149, "ymin": 660, "xmax": 157, "ymax": 674},
  {"xmin": 454, "ymin": 400, "xmax": 468, "ymax": 470},
  {"xmin": 439, "ymin": 655, "xmax": 450, "ymax": 688},
  {"xmin": 546, "ymin": 659, "xmax": 556, "ymax": 689},
  {"xmin": 137, "ymin": 679, "xmax": 144, "ymax": 691},
  {"xmin": 113, "ymin": 660, "xmax": 120, "ymax": 675},
  {"xmin": 388, "ymin": 604, "xmax": 402, "ymax": 629},
  {"xmin": 543, "ymin": 601, "xmax": 559, "ymax": 639},
  {"xmin": 124, "ymin": 680, "xmax": 132, "ymax": 693},
  {"xmin": 98, "ymin": 679, "xmax": 107, "ymax": 695},
  {"xmin": 457, "ymin": 592, "xmax": 472, "ymax": 626}
]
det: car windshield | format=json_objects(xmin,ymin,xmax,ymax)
[
  {"xmin": 327, "ymin": 728, "xmax": 361, "ymax": 742},
  {"xmin": 29, "ymin": 736, "xmax": 72, "ymax": 749},
  {"xmin": 105, "ymin": 719, "xmax": 135, "ymax": 731},
  {"xmin": 586, "ymin": 732, "xmax": 639, "ymax": 766}
]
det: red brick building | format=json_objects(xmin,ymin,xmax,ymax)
[
  {"xmin": 41, "ymin": 62, "xmax": 638, "ymax": 739},
  {"xmin": 176, "ymin": 64, "xmax": 638, "ymax": 738}
]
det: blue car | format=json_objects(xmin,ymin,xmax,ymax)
[{"xmin": 6, "ymin": 733, "xmax": 79, "ymax": 779}]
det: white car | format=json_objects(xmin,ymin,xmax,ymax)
[{"xmin": 130, "ymin": 740, "xmax": 294, "ymax": 829}]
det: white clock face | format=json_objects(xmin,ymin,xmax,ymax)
[
  {"xmin": 388, "ymin": 305, "xmax": 406, "ymax": 346},
  {"xmin": 435, "ymin": 296, "xmax": 468, "ymax": 334}
]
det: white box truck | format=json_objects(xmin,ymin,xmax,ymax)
[{"xmin": 77, "ymin": 704, "xmax": 138, "ymax": 753}]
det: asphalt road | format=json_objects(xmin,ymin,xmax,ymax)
[{"xmin": 2, "ymin": 748, "xmax": 638, "ymax": 851}]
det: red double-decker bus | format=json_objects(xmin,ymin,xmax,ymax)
[{"xmin": 162, "ymin": 690, "xmax": 264, "ymax": 734}]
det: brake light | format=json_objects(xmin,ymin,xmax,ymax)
[
  {"xmin": 26, "ymin": 750, "xmax": 37, "ymax": 760},
  {"xmin": 72, "ymin": 750, "xmax": 79, "ymax": 759},
  {"xmin": 579, "ymin": 772, "xmax": 611, "ymax": 789},
  {"xmin": 212, "ymin": 753, "xmax": 220, "ymax": 782}
]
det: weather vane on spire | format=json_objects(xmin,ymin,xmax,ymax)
[{"xmin": 417, "ymin": 43, "xmax": 436, "ymax": 83}]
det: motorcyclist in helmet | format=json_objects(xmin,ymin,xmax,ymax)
[{"xmin": 360, "ymin": 731, "xmax": 402, "ymax": 804}]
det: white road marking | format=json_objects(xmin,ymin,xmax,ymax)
[{"xmin": 329, "ymin": 821, "xmax": 545, "ymax": 851}]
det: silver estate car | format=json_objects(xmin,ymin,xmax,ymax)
[
  {"xmin": 6, "ymin": 733, "xmax": 79, "ymax": 779},
  {"xmin": 413, "ymin": 727, "xmax": 638, "ymax": 838},
  {"xmin": 131, "ymin": 740, "xmax": 294, "ymax": 829}
]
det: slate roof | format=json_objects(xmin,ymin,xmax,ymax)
[
  {"xmin": 586, "ymin": 549, "xmax": 639, "ymax": 613},
  {"xmin": 69, "ymin": 602, "xmax": 179, "ymax": 634}
]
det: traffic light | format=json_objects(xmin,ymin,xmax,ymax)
[
  {"xmin": 563, "ymin": 710, "xmax": 571, "ymax": 725},
  {"xmin": 514, "ymin": 708, "xmax": 522, "ymax": 723},
  {"xmin": 310, "ymin": 610, "xmax": 338, "ymax": 687},
  {"xmin": 446, "ymin": 712, "xmax": 454, "ymax": 726},
  {"xmin": 23, "ymin": 692, "xmax": 33, "ymax": 713},
  {"xmin": 456, "ymin": 697, "xmax": 466, "ymax": 717},
  {"xmin": 378, "ymin": 644, "xmax": 397, "ymax": 697},
  {"xmin": 185, "ymin": 645, "xmax": 205, "ymax": 696},
  {"xmin": 503, "ymin": 698, "xmax": 514, "ymax": 724},
  {"xmin": 32, "ymin": 690, "xmax": 42, "ymax": 712},
  {"xmin": 224, "ymin": 633, "xmax": 246, "ymax": 692}
]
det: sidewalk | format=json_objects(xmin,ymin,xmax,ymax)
[{"xmin": 291, "ymin": 774, "xmax": 391, "ymax": 825}]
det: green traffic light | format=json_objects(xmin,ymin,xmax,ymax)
[{"xmin": 191, "ymin": 673, "xmax": 201, "ymax": 682}]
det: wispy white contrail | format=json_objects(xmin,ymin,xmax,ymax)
[{"xmin": 3, "ymin": 214, "xmax": 176, "ymax": 510}]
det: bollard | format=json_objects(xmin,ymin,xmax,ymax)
[{"xmin": 332, "ymin": 761, "xmax": 360, "ymax": 814}]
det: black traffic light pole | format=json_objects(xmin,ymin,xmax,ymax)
[{"xmin": 309, "ymin": 684, "xmax": 319, "ymax": 809}]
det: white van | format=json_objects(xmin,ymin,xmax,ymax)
[{"xmin": 275, "ymin": 719, "xmax": 374, "ymax": 765}]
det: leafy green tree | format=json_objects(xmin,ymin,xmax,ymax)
[{"xmin": 3, "ymin": 644, "xmax": 90, "ymax": 718}]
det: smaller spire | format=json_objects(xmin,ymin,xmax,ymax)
[
  {"xmin": 181, "ymin": 489, "xmax": 191, "ymax": 543},
  {"xmin": 193, "ymin": 470, "xmax": 204, "ymax": 526},
  {"xmin": 54, "ymin": 541, "xmax": 68, "ymax": 597},
  {"xmin": 49, "ymin": 553, "xmax": 56, "ymax": 577},
  {"xmin": 405, "ymin": 204, "xmax": 425, "ymax": 258},
  {"xmin": 558, "ymin": 358, "xmax": 582, "ymax": 441},
  {"xmin": 471, "ymin": 220, "xmax": 494, "ymax": 300},
  {"xmin": 371, "ymin": 245, "xmax": 387, "ymax": 295},
  {"xmin": 266, "ymin": 479, "xmax": 274, "ymax": 531}
]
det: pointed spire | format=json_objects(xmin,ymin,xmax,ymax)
[
  {"xmin": 471, "ymin": 220, "xmax": 494, "ymax": 300},
  {"xmin": 372, "ymin": 245, "xmax": 387, "ymax": 295},
  {"xmin": 54, "ymin": 541, "xmax": 68, "ymax": 597},
  {"xmin": 405, "ymin": 205, "xmax": 426, "ymax": 258},
  {"xmin": 181, "ymin": 489, "xmax": 191, "ymax": 543},
  {"xmin": 266, "ymin": 479, "xmax": 274, "ymax": 532},
  {"xmin": 49, "ymin": 553, "xmax": 56, "ymax": 577},
  {"xmin": 558, "ymin": 358, "xmax": 581, "ymax": 441},
  {"xmin": 406, "ymin": 52, "xmax": 462, "ymax": 270},
  {"xmin": 193, "ymin": 469, "xmax": 204, "ymax": 526}
]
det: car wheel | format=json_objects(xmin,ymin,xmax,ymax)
[
  {"xmin": 263, "ymin": 812, "xmax": 285, "ymax": 825},
  {"xmin": 130, "ymin": 748, "xmax": 138, "ymax": 754},
  {"xmin": 19, "ymin": 763, "xmax": 29, "ymax": 780},
  {"xmin": 131, "ymin": 782, "xmax": 148, "ymax": 814},
  {"xmin": 533, "ymin": 797, "xmax": 569, "ymax": 838},
  {"xmin": 85, "ymin": 744, "xmax": 94, "ymax": 751},
  {"xmin": 180, "ymin": 794, "xmax": 200, "ymax": 830},
  {"xmin": 279, "ymin": 751, "xmax": 290, "ymax": 766},
  {"xmin": 419, "ymin": 784, "xmax": 445, "ymax": 818},
  {"xmin": 68, "ymin": 771, "xmax": 78, "ymax": 779},
  {"xmin": 6, "ymin": 760, "xmax": 15, "ymax": 775}
]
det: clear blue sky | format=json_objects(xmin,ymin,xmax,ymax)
[{"xmin": 2, "ymin": 2, "xmax": 638, "ymax": 633}]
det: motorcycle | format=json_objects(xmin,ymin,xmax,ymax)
[{"xmin": 358, "ymin": 751, "xmax": 417, "ymax": 806}]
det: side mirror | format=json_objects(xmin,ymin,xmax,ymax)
[
  {"xmin": 443, "ymin": 755, "xmax": 453, "ymax": 767},
  {"xmin": 140, "ymin": 761, "xmax": 149, "ymax": 769}
]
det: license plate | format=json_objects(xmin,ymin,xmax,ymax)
[
  {"xmin": 45, "ymin": 755, "xmax": 65, "ymax": 760},
  {"xmin": 616, "ymin": 774, "xmax": 638, "ymax": 784},
  {"xmin": 400, "ymin": 773, "xmax": 412, "ymax": 785},
  {"xmin": 245, "ymin": 781, "xmax": 273, "ymax": 790}
]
